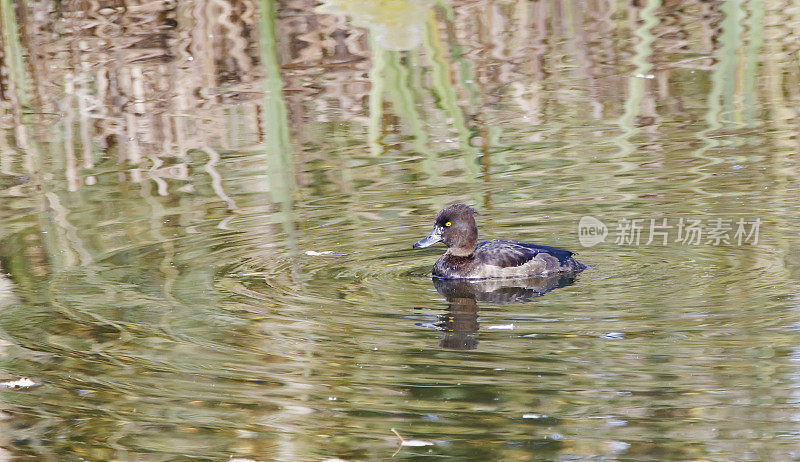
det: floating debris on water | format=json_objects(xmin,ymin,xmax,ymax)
[
  {"xmin": 305, "ymin": 250, "xmax": 337, "ymax": 256},
  {"xmin": 391, "ymin": 428, "xmax": 434, "ymax": 457},
  {"xmin": 601, "ymin": 332, "xmax": 625, "ymax": 340},
  {"xmin": 486, "ymin": 324, "xmax": 514, "ymax": 330},
  {"xmin": 227, "ymin": 271, "xmax": 272, "ymax": 278},
  {"xmin": 304, "ymin": 250, "xmax": 356, "ymax": 257},
  {"xmin": 0, "ymin": 377, "xmax": 39, "ymax": 389}
]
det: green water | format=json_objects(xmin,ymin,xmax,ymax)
[{"xmin": 2, "ymin": 0, "xmax": 800, "ymax": 460}]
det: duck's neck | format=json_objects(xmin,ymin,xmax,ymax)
[{"xmin": 447, "ymin": 244, "xmax": 476, "ymax": 257}]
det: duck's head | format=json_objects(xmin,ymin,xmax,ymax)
[{"xmin": 413, "ymin": 203, "xmax": 479, "ymax": 256}]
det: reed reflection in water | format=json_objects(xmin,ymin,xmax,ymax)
[{"xmin": 0, "ymin": 0, "xmax": 800, "ymax": 460}]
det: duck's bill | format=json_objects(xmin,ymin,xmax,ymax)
[{"xmin": 413, "ymin": 227, "xmax": 442, "ymax": 248}]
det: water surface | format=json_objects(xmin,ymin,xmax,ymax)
[{"xmin": 1, "ymin": 0, "xmax": 800, "ymax": 460}]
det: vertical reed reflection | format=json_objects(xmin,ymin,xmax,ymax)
[
  {"xmin": 2, "ymin": 0, "xmax": 794, "ymax": 199},
  {"xmin": 0, "ymin": 0, "xmax": 29, "ymax": 109},
  {"xmin": 0, "ymin": 2, "xmax": 796, "ymax": 294},
  {"xmin": 260, "ymin": 0, "xmax": 297, "ymax": 245}
]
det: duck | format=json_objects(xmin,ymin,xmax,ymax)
[{"xmin": 412, "ymin": 203, "xmax": 587, "ymax": 279}]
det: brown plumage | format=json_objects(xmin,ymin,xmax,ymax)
[{"xmin": 413, "ymin": 203, "xmax": 587, "ymax": 279}]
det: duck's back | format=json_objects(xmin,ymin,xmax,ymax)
[{"xmin": 433, "ymin": 239, "xmax": 586, "ymax": 279}]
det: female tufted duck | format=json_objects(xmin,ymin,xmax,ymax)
[{"xmin": 413, "ymin": 203, "xmax": 587, "ymax": 279}]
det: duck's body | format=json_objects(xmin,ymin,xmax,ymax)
[
  {"xmin": 413, "ymin": 204, "xmax": 586, "ymax": 279},
  {"xmin": 432, "ymin": 239, "xmax": 586, "ymax": 279}
]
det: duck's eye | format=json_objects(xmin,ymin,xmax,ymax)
[{"xmin": 445, "ymin": 221, "xmax": 452, "ymax": 227}]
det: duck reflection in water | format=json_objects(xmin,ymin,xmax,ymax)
[{"xmin": 430, "ymin": 274, "xmax": 578, "ymax": 350}]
